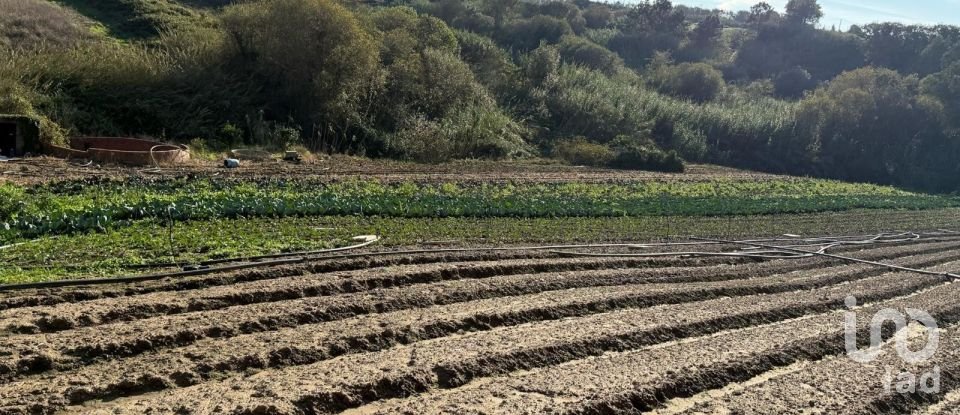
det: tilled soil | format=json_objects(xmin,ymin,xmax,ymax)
[
  {"xmin": 2, "ymin": 238, "xmax": 960, "ymax": 414},
  {"xmin": 0, "ymin": 157, "xmax": 778, "ymax": 186}
]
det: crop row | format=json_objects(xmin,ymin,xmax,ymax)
[{"xmin": 2, "ymin": 177, "xmax": 955, "ymax": 240}]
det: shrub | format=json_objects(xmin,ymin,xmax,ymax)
[
  {"xmin": 651, "ymin": 61, "xmax": 725, "ymax": 102},
  {"xmin": 222, "ymin": 0, "xmax": 382, "ymax": 149},
  {"xmin": 608, "ymin": 135, "xmax": 685, "ymax": 172},
  {"xmin": 557, "ymin": 35, "xmax": 624, "ymax": 75},
  {"xmin": 456, "ymin": 31, "xmax": 521, "ymax": 100},
  {"xmin": 583, "ymin": 4, "xmax": 613, "ymax": 29},
  {"xmin": 795, "ymin": 67, "xmax": 944, "ymax": 185},
  {"xmin": 389, "ymin": 104, "xmax": 529, "ymax": 163},
  {"xmin": 553, "ymin": 137, "xmax": 615, "ymax": 166},
  {"xmin": 537, "ymin": 65, "xmax": 654, "ymax": 142},
  {"xmin": 0, "ymin": 78, "xmax": 66, "ymax": 145},
  {"xmin": 774, "ymin": 66, "xmax": 815, "ymax": 98},
  {"xmin": 502, "ymin": 15, "xmax": 573, "ymax": 51}
]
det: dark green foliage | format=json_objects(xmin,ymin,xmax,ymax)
[
  {"xmin": 734, "ymin": 27, "xmax": 865, "ymax": 82},
  {"xmin": 785, "ymin": 0, "xmax": 822, "ymax": 25},
  {"xmin": 582, "ymin": 4, "xmax": 612, "ymax": 29},
  {"xmin": 557, "ymin": 35, "xmax": 623, "ymax": 75},
  {"xmin": 922, "ymin": 62, "xmax": 960, "ymax": 129},
  {"xmin": 502, "ymin": 15, "xmax": 573, "ymax": 51},
  {"xmin": 455, "ymin": 31, "xmax": 522, "ymax": 101},
  {"xmin": 691, "ymin": 14, "xmax": 722, "ymax": 46},
  {"xmin": 608, "ymin": 135, "xmax": 685, "ymax": 172},
  {"xmin": 773, "ymin": 66, "xmax": 815, "ymax": 98},
  {"xmin": 795, "ymin": 67, "xmax": 951, "ymax": 189},
  {"xmin": 651, "ymin": 61, "xmax": 725, "ymax": 102},
  {"xmin": 609, "ymin": 0, "xmax": 687, "ymax": 68},
  {"xmin": 221, "ymin": 0, "xmax": 381, "ymax": 151}
]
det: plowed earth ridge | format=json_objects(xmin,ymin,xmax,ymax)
[{"xmin": 1, "ymin": 238, "xmax": 959, "ymax": 414}]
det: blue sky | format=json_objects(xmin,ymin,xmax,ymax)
[{"xmin": 619, "ymin": 0, "xmax": 960, "ymax": 29}]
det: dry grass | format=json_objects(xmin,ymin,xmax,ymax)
[{"xmin": 0, "ymin": 0, "xmax": 98, "ymax": 50}]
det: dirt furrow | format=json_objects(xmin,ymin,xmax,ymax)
[
  {"xmin": 0, "ymin": 257, "xmax": 722, "ymax": 333},
  {"xmin": 0, "ymin": 250, "xmax": 573, "ymax": 310},
  {"xmin": 670, "ymin": 324, "xmax": 960, "ymax": 415},
  {"xmin": 915, "ymin": 388, "xmax": 960, "ymax": 414},
  {"xmin": 332, "ymin": 279, "xmax": 960, "ymax": 415},
  {"xmin": 2, "ymin": 248, "xmax": 733, "ymax": 310},
  {"xmin": 2, "ymin": 247, "xmax": 957, "ymax": 380},
  {"xmin": 4, "ymin": 239, "xmax": 958, "ymax": 335},
  {"xmin": 40, "ymin": 267, "xmax": 956, "ymax": 415}
]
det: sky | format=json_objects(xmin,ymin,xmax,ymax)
[{"xmin": 618, "ymin": 0, "xmax": 960, "ymax": 29}]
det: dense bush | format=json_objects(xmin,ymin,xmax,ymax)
[
  {"xmin": 773, "ymin": 66, "xmax": 815, "ymax": 98},
  {"xmin": 536, "ymin": 65, "xmax": 655, "ymax": 143},
  {"xmin": 795, "ymin": 67, "xmax": 948, "ymax": 187},
  {"xmin": 221, "ymin": 0, "xmax": 381, "ymax": 151},
  {"xmin": 650, "ymin": 61, "xmax": 726, "ymax": 102},
  {"xmin": 502, "ymin": 15, "xmax": 573, "ymax": 51},
  {"xmin": 558, "ymin": 35, "xmax": 624, "ymax": 75},
  {"xmin": 553, "ymin": 137, "xmax": 615, "ymax": 166},
  {"xmin": 608, "ymin": 135, "xmax": 685, "ymax": 173},
  {"xmin": 389, "ymin": 104, "xmax": 529, "ymax": 163}
]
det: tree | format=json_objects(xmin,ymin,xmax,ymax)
[
  {"xmin": 221, "ymin": 0, "xmax": 382, "ymax": 150},
  {"xmin": 922, "ymin": 62, "xmax": 960, "ymax": 128},
  {"xmin": 484, "ymin": 0, "xmax": 518, "ymax": 29},
  {"xmin": 795, "ymin": 67, "xmax": 942, "ymax": 185},
  {"xmin": 773, "ymin": 66, "xmax": 815, "ymax": 98},
  {"xmin": 785, "ymin": 0, "xmax": 823, "ymax": 25},
  {"xmin": 558, "ymin": 35, "xmax": 624, "ymax": 75},
  {"xmin": 611, "ymin": 0, "xmax": 686, "ymax": 68},
  {"xmin": 691, "ymin": 14, "xmax": 722, "ymax": 46},
  {"xmin": 651, "ymin": 62, "xmax": 726, "ymax": 102},
  {"xmin": 582, "ymin": 4, "xmax": 612, "ymax": 29},
  {"xmin": 747, "ymin": 2, "xmax": 779, "ymax": 30},
  {"xmin": 623, "ymin": 0, "xmax": 685, "ymax": 36},
  {"xmin": 502, "ymin": 15, "xmax": 573, "ymax": 51}
]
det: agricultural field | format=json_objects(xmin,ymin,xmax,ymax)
[
  {"xmin": 1, "ymin": 157, "xmax": 960, "ymax": 414},
  {"xmin": 2, "ymin": 157, "xmax": 959, "ymax": 283},
  {"xmin": 1, "ymin": 234, "xmax": 960, "ymax": 413}
]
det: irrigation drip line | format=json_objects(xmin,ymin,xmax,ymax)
[
  {"xmin": 691, "ymin": 236, "xmax": 960, "ymax": 281},
  {"xmin": 12, "ymin": 231, "xmax": 952, "ymax": 271},
  {"xmin": 1, "ymin": 230, "xmax": 957, "ymax": 292},
  {"xmin": 552, "ymin": 232, "xmax": 924, "ymax": 260}
]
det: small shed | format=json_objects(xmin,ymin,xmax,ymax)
[{"xmin": 0, "ymin": 115, "xmax": 41, "ymax": 157}]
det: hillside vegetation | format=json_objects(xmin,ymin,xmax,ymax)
[{"xmin": 2, "ymin": 0, "xmax": 960, "ymax": 191}]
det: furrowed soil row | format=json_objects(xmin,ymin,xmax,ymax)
[
  {"xmin": 0, "ymin": 248, "xmax": 748, "ymax": 310},
  {"xmin": 1, "ymin": 236, "xmax": 951, "ymax": 313},
  {"xmin": 3, "ymin": 246, "xmax": 959, "ymax": 379},
  {"xmin": 4, "ymin": 239, "xmax": 959, "ymax": 335},
  {"xmin": 670, "ymin": 324, "xmax": 960, "ymax": 415},
  {"xmin": 916, "ymin": 388, "xmax": 960, "ymax": 414},
  {"xmin": 28, "ymin": 264, "xmax": 957, "ymax": 415},
  {"xmin": 334, "ymin": 278, "xmax": 960, "ymax": 415}
]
